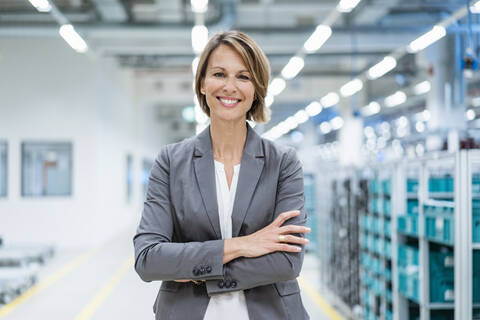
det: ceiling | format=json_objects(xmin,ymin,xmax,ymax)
[{"xmin": 0, "ymin": 0, "xmax": 474, "ymax": 136}]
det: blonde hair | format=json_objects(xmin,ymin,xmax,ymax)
[{"xmin": 194, "ymin": 30, "xmax": 271, "ymax": 123}]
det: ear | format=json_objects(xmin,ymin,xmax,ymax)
[{"xmin": 200, "ymin": 78, "xmax": 206, "ymax": 95}]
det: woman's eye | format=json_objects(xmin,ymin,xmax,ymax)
[
  {"xmin": 213, "ymin": 72, "xmax": 224, "ymax": 77},
  {"xmin": 239, "ymin": 75, "xmax": 250, "ymax": 80}
]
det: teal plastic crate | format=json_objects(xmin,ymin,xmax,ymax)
[
  {"xmin": 370, "ymin": 198, "xmax": 380, "ymax": 214},
  {"xmin": 474, "ymin": 215, "xmax": 480, "ymax": 243},
  {"xmin": 429, "ymin": 176, "xmax": 454, "ymax": 193},
  {"xmin": 473, "ymin": 174, "xmax": 480, "ymax": 193},
  {"xmin": 425, "ymin": 215, "xmax": 454, "ymax": 245},
  {"xmin": 370, "ymin": 180, "xmax": 381, "ymax": 194},
  {"xmin": 474, "ymin": 250, "xmax": 480, "ymax": 303},
  {"xmin": 384, "ymin": 240, "xmax": 392, "ymax": 259},
  {"xmin": 398, "ymin": 269, "xmax": 420, "ymax": 302},
  {"xmin": 408, "ymin": 199, "xmax": 419, "ymax": 215},
  {"xmin": 429, "ymin": 248, "xmax": 454, "ymax": 303},
  {"xmin": 398, "ymin": 214, "xmax": 418, "ymax": 236},
  {"xmin": 384, "ymin": 219, "xmax": 391, "ymax": 237},
  {"xmin": 423, "ymin": 203, "xmax": 454, "ymax": 216},
  {"xmin": 398, "ymin": 245, "xmax": 419, "ymax": 268},
  {"xmin": 386, "ymin": 309, "xmax": 393, "ymax": 320},
  {"xmin": 382, "ymin": 179, "xmax": 391, "ymax": 195},
  {"xmin": 383, "ymin": 199, "xmax": 391, "ymax": 216},
  {"xmin": 407, "ymin": 178, "xmax": 419, "ymax": 193}
]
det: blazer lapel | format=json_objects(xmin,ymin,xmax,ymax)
[
  {"xmin": 193, "ymin": 126, "xmax": 221, "ymax": 239},
  {"xmin": 231, "ymin": 124, "xmax": 265, "ymax": 237},
  {"xmin": 193, "ymin": 123, "xmax": 265, "ymax": 239}
]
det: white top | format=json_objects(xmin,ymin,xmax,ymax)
[{"xmin": 203, "ymin": 160, "xmax": 250, "ymax": 320}]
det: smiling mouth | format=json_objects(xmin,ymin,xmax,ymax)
[{"xmin": 217, "ymin": 97, "xmax": 241, "ymax": 107}]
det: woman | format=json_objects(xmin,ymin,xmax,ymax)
[{"xmin": 133, "ymin": 30, "xmax": 310, "ymax": 320}]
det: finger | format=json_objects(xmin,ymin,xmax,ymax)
[
  {"xmin": 272, "ymin": 210, "xmax": 300, "ymax": 227},
  {"xmin": 174, "ymin": 279, "xmax": 191, "ymax": 283},
  {"xmin": 279, "ymin": 225, "xmax": 311, "ymax": 234},
  {"xmin": 275, "ymin": 243, "xmax": 302, "ymax": 253},
  {"xmin": 278, "ymin": 234, "xmax": 309, "ymax": 245}
]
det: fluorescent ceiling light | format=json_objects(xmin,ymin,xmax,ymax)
[
  {"xmin": 28, "ymin": 0, "xmax": 51, "ymax": 12},
  {"xmin": 337, "ymin": 0, "xmax": 361, "ymax": 13},
  {"xmin": 294, "ymin": 110, "xmax": 309, "ymax": 124},
  {"xmin": 58, "ymin": 24, "xmax": 88, "ymax": 53},
  {"xmin": 413, "ymin": 80, "xmax": 431, "ymax": 95},
  {"xmin": 361, "ymin": 101, "xmax": 380, "ymax": 116},
  {"xmin": 265, "ymin": 95, "xmax": 274, "ymax": 108},
  {"xmin": 192, "ymin": 25, "xmax": 208, "ymax": 54},
  {"xmin": 422, "ymin": 110, "xmax": 431, "ymax": 121},
  {"xmin": 330, "ymin": 116, "xmax": 344, "ymax": 130},
  {"xmin": 367, "ymin": 56, "xmax": 397, "ymax": 80},
  {"xmin": 320, "ymin": 92, "xmax": 339, "ymax": 108},
  {"xmin": 467, "ymin": 109, "xmax": 476, "ymax": 120},
  {"xmin": 269, "ymin": 78, "xmax": 286, "ymax": 96},
  {"xmin": 285, "ymin": 116, "xmax": 298, "ymax": 130},
  {"xmin": 340, "ymin": 78, "xmax": 363, "ymax": 97},
  {"xmin": 415, "ymin": 121, "xmax": 425, "ymax": 133},
  {"xmin": 385, "ymin": 91, "xmax": 406, "ymax": 107},
  {"xmin": 319, "ymin": 121, "xmax": 332, "ymax": 134},
  {"xmin": 471, "ymin": 1, "xmax": 480, "ymax": 13},
  {"xmin": 408, "ymin": 25, "xmax": 446, "ymax": 53},
  {"xmin": 304, "ymin": 25, "xmax": 332, "ymax": 53},
  {"xmin": 281, "ymin": 56, "xmax": 304, "ymax": 79},
  {"xmin": 191, "ymin": 0, "xmax": 208, "ymax": 13},
  {"xmin": 305, "ymin": 101, "xmax": 322, "ymax": 117}
]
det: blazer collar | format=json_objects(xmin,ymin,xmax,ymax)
[{"xmin": 193, "ymin": 122, "xmax": 265, "ymax": 239}]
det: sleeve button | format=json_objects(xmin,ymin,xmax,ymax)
[
  {"xmin": 224, "ymin": 280, "xmax": 231, "ymax": 288},
  {"xmin": 231, "ymin": 280, "xmax": 237, "ymax": 288},
  {"xmin": 192, "ymin": 267, "xmax": 199, "ymax": 276},
  {"xmin": 200, "ymin": 266, "xmax": 206, "ymax": 274},
  {"xmin": 206, "ymin": 266, "xmax": 212, "ymax": 273},
  {"xmin": 217, "ymin": 280, "xmax": 225, "ymax": 288}
]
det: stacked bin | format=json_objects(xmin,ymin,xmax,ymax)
[
  {"xmin": 429, "ymin": 247, "xmax": 454, "ymax": 303},
  {"xmin": 397, "ymin": 245, "xmax": 420, "ymax": 303}
]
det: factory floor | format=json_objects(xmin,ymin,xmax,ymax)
[{"xmin": 0, "ymin": 226, "xmax": 345, "ymax": 320}]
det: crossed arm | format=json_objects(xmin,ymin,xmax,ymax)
[{"xmin": 133, "ymin": 146, "xmax": 310, "ymax": 295}]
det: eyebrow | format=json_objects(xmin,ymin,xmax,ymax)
[{"xmin": 210, "ymin": 66, "xmax": 250, "ymax": 73}]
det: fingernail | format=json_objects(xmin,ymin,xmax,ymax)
[
  {"xmin": 296, "ymin": 247, "xmax": 302, "ymax": 251},
  {"xmin": 306, "ymin": 227, "xmax": 311, "ymax": 232},
  {"xmin": 305, "ymin": 239, "xmax": 310, "ymax": 243}
]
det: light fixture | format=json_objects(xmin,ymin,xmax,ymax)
[
  {"xmin": 191, "ymin": 0, "xmax": 208, "ymax": 13},
  {"xmin": 305, "ymin": 101, "xmax": 322, "ymax": 117},
  {"xmin": 269, "ymin": 78, "xmax": 286, "ymax": 96},
  {"xmin": 182, "ymin": 106, "xmax": 196, "ymax": 123},
  {"xmin": 422, "ymin": 109, "xmax": 431, "ymax": 121},
  {"xmin": 472, "ymin": 96, "xmax": 480, "ymax": 107},
  {"xmin": 361, "ymin": 101, "xmax": 381, "ymax": 116},
  {"xmin": 28, "ymin": 0, "xmax": 51, "ymax": 12},
  {"xmin": 330, "ymin": 116, "xmax": 344, "ymax": 130},
  {"xmin": 413, "ymin": 80, "xmax": 431, "ymax": 95},
  {"xmin": 320, "ymin": 92, "xmax": 340, "ymax": 108},
  {"xmin": 408, "ymin": 25, "xmax": 446, "ymax": 53},
  {"xmin": 367, "ymin": 56, "xmax": 397, "ymax": 80},
  {"xmin": 340, "ymin": 78, "xmax": 363, "ymax": 97},
  {"xmin": 467, "ymin": 109, "xmax": 476, "ymax": 120},
  {"xmin": 285, "ymin": 116, "xmax": 298, "ymax": 131},
  {"xmin": 364, "ymin": 126, "xmax": 375, "ymax": 138},
  {"xmin": 265, "ymin": 95, "xmax": 274, "ymax": 108},
  {"xmin": 58, "ymin": 24, "xmax": 88, "ymax": 53},
  {"xmin": 192, "ymin": 25, "xmax": 208, "ymax": 54},
  {"xmin": 471, "ymin": 1, "xmax": 480, "ymax": 13},
  {"xmin": 415, "ymin": 121, "xmax": 425, "ymax": 133},
  {"xmin": 385, "ymin": 91, "xmax": 406, "ymax": 107},
  {"xmin": 294, "ymin": 110, "xmax": 309, "ymax": 124},
  {"xmin": 337, "ymin": 0, "xmax": 361, "ymax": 13},
  {"xmin": 319, "ymin": 121, "xmax": 332, "ymax": 134},
  {"xmin": 304, "ymin": 25, "xmax": 332, "ymax": 53},
  {"xmin": 281, "ymin": 56, "xmax": 305, "ymax": 79}
]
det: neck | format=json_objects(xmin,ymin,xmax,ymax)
[{"xmin": 209, "ymin": 118, "xmax": 247, "ymax": 163}]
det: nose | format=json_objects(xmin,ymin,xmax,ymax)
[{"xmin": 222, "ymin": 76, "xmax": 237, "ymax": 94}]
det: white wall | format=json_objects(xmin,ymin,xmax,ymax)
[{"xmin": 0, "ymin": 37, "xmax": 158, "ymax": 248}]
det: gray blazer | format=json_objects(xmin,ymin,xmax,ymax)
[{"xmin": 133, "ymin": 123, "xmax": 309, "ymax": 320}]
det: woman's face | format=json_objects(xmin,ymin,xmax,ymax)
[{"xmin": 201, "ymin": 44, "xmax": 255, "ymax": 124}]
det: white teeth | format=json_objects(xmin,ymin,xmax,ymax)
[{"xmin": 219, "ymin": 98, "xmax": 239, "ymax": 105}]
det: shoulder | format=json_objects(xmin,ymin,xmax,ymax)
[
  {"xmin": 261, "ymin": 137, "xmax": 299, "ymax": 167},
  {"xmin": 155, "ymin": 136, "xmax": 196, "ymax": 165}
]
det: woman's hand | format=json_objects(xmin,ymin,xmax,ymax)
[{"xmin": 223, "ymin": 210, "xmax": 310, "ymax": 263}]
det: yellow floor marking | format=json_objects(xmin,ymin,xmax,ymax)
[
  {"xmin": 298, "ymin": 276, "xmax": 344, "ymax": 320},
  {"xmin": 0, "ymin": 247, "xmax": 100, "ymax": 318},
  {"xmin": 74, "ymin": 255, "xmax": 134, "ymax": 320}
]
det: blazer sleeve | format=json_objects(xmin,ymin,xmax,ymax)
[
  {"xmin": 206, "ymin": 147, "xmax": 307, "ymax": 295},
  {"xmin": 133, "ymin": 146, "xmax": 225, "ymax": 282}
]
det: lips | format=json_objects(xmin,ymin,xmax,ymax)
[{"xmin": 217, "ymin": 96, "xmax": 241, "ymax": 108}]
